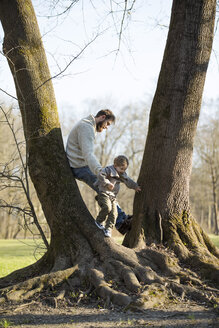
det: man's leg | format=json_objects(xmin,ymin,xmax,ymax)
[
  {"xmin": 115, "ymin": 202, "xmax": 133, "ymax": 235},
  {"xmin": 71, "ymin": 166, "xmax": 99, "ymax": 192},
  {"xmin": 115, "ymin": 204, "xmax": 127, "ymax": 229}
]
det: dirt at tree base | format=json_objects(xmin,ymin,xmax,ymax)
[{"xmin": 0, "ymin": 298, "xmax": 218, "ymax": 328}]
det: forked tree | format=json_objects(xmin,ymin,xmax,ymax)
[{"xmin": 0, "ymin": 0, "xmax": 218, "ymax": 308}]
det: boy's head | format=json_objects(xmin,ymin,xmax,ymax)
[{"xmin": 114, "ymin": 155, "xmax": 129, "ymax": 174}]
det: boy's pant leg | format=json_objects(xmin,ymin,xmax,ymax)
[
  {"xmin": 71, "ymin": 166, "xmax": 130, "ymax": 232},
  {"xmin": 105, "ymin": 198, "xmax": 117, "ymax": 230},
  {"xmin": 96, "ymin": 193, "xmax": 112, "ymax": 225}
]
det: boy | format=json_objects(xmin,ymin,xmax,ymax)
[{"xmin": 95, "ymin": 155, "xmax": 141, "ymax": 237}]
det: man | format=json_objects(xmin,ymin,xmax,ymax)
[{"xmin": 66, "ymin": 109, "xmax": 132, "ymax": 234}]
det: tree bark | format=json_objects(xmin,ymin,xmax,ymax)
[
  {"xmin": 0, "ymin": 0, "xmax": 100, "ymax": 271},
  {"xmin": 0, "ymin": 1, "xmax": 164, "ymax": 307},
  {"xmin": 210, "ymin": 164, "xmax": 219, "ymax": 235},
  {"xmin": 124, "ymin": 0, "xmax": 219, "ymax": 277}
]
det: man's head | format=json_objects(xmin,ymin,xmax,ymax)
[
  {"xmin": 95, "ymin": 109, "xmax": 115, "ymax": 132},
  {"xmin": 114, "ymin": 155, "xmax": 129, "ymax": 174}
]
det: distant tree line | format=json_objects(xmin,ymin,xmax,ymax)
[{"xmin": 0, "ymin": 98, "xmax": 218, "ymax": 239}]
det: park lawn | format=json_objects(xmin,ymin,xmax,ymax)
[
  {"xmin": 0, "ymin": 239, "xmax": 46, "ymax": 278},
  {"xmin": 208, "ymin": 234, "xmax": 219, "ymax": 248},
  {"xmin": 0, "ymin": 235, "xmax": 218, "ymax": 278}
]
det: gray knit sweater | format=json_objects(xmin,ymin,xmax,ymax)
[
  {"xmin": 66, "ymin": 115, "xmax": 102, "ymax": 175},
  {"xmin": 95, "ymin": 165, "xmax": 138, "ymax": 197}
]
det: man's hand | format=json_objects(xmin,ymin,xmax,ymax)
[
  {"xmin": 135, "ymin": 186, "xmax": 141, "ymax": 192},
  {"xmin": 107, "ymin": 183, "xmax": 114, "ymax": 191}
]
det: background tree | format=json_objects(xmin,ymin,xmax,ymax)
[
  {"xmin": 0, "ymin": 0, "xmax": 218, "ymax": 309},
  {"xmin": 0, "ymin": 105, "xmax": 49, "ymax": 246},
  {"xmin": 191, "ymin": 113, "xmax": 219, "ymax": 234},
  {"xmin": 190, "ymin": 165, "xmax": 212, "ymax": 232}
]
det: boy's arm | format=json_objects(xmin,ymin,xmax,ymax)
[{"xmin": 120, "ymin": 172, "xmax": 140, "ymax": 191}]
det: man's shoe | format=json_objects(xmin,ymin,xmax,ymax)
[
  {"xmin": 104, "ymin": 229, "xmax": 112, "ymax": 237},
  {"xmin": 95, "ymin": 221, "xmax": 105, "ymax": 230},
  {"xmin": 117, "ymin": 215, "xmax": 133, "ymax": 235}
]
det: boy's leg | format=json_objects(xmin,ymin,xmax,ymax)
[
  {"xmin": 71, "ymin": 166, "xmax": 99, "ymax": 192},
  {"xmin": 71, "ymin": 166, "xmax": 132, "ymax": 233},
  {"xmin": 96, "ymin": 193, "xmax": 112, "ymax": 225},
  {"xmin": 105, "ymin": 199, "xmax": 117, "ymax": 230}
]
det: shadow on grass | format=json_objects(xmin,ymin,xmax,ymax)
[{"xmin": 0, "ymin": 308, "xmax": 218, "ymax": 327}]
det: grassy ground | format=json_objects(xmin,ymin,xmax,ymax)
[
  {"xmin": 0, "ymin": 239, "xmax": 46, "ymax": 278},
  {"xmin": 208, "ymin": 234, "xmax": 219, "ymax": 248},
  {"xmin": 0, "ymin": 235, "xmax": 218, "ymax": 279}
]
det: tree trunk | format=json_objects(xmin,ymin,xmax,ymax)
[
  {"xmin": 211, "ymin": 165, "xmax": 219, "ymax": 235},
  {"xmin": 124, "ymin": 0, "xmax": 219, "ymax": 271},
  {"xmin": 0, "ymin": 0, "xmax": 163, "ymax": 307},
  {"xmin": 0, "ymin": 0, "xmax": 111, "ymax": 273},
  {"xmin": 208, "ymin": 204, "xmax": 212, "ymax": 232},
  {"xmin": 0, "ymin": 0, "xmax": 218, "ymax": 308}
]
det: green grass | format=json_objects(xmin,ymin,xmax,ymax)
[
  {"xmin": 208, "ymin": 234, "xmax": 219, "ymax": 248},
  {"xmin": 0, "ymin": 239, "xmax": 46, "ymax": 278},
  {"xmin": 0, "ymin": 235, "xmax": 218, "ymax": 279}
]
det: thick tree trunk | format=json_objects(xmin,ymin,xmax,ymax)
[
  {"xmin": 0, "ymin": 1, "xmax": 166, "ymax": 308},
  {"xmin": 124, "ymin": 0, "xmax": 219, "ymax": 281},
  {"xmin": 0, "ymin": 0, "xmax": 106, "ymax": 272},
  {"xmin": 125, "ymin": 0, "xmax": 217, "ymax": 246}
]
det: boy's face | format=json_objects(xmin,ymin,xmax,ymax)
[{"xmin": 114, "ymin": 163, "xmax": 128, "ymax": 174}]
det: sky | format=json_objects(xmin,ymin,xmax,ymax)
[{"xmin": 0, "ymin": 0, "xmax": 219, "ymax": 121}]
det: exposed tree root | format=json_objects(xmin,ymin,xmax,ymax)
[
  {"xmin": 125, "ymin": 213, "xmax": 219, "ymax": 288},
  {"xmin": 0, "ymin": 239, "xmax": 218, "ymax": 312},
  {"xmin": 162, "ymin": 216, "xmax": 219, "ymax": 285},
  {"xmin": 0, "ymin": 266, "xmax": 77, "ymax": 302}
]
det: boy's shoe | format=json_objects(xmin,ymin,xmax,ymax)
[
  {"xmin": 95, "ymin": 221, "xmax": 105, "ymax": 230},
  {"xmin": 104, "ymin": 229, "xmax": 112, "ymax": 237}
]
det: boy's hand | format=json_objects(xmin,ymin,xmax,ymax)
[
  {"xmin": 107, "ymin": 183, "xmax": 114, "ymax": 191},
  {"xmin": 135, "ymin": 186, "xmax": 141, "ymax": 192}
]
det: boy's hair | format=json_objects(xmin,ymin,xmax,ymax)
[
  {"xmin": 114, "ymin": 155, "xmax": 129, "ymax": 167},
  {"xmin": 95, "ymin": 109, "xmax": 115, "ymax": 122}
]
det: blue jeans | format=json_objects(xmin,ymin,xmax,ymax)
[{"xmin": 71, "ymin": 166, "xmax": 127, "ymax": 228}]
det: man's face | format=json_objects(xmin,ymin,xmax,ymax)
[{"xmin": 96, "ymin": 118, "xmax": 112, "ymax": 132}]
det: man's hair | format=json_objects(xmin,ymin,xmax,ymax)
[
  {"xmin": 95, "ymin": 109, "xmax": 115, "ymax": 122},
  {"xmin": 114, "ymin": 155, "xmax": 129, "ymax": 167}
]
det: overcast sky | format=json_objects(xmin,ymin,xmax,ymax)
[{"xmin": 0, "ymin": 0, "xmax": 218, "ymax": 120}]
